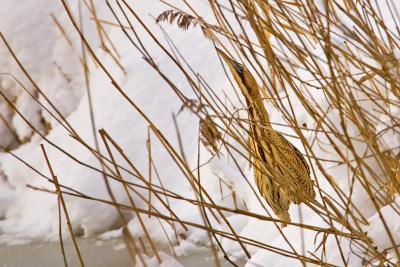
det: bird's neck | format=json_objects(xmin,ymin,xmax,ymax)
[
  {"xmin": 239, "ymin": 71, "xmax": 272, "ymax": 129},
  {"xmin": 245, "ymin": 93, "xmax": 272, "ymax": 129}
]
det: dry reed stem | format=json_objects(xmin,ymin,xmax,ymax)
[
  {"xmin": 57, "ymin": 196, "xmax": 69, "ymax": 267},
  {"xmin": 100, "ymin": 129, "xmax": 162, "ymax": 263},
  {"xmin": 40, "ymin": 144, "xmax": 85, "ymax": 267}
]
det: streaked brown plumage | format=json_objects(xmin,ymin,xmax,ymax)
[{"xmin": 217, "ymin": 48, "xmax": 315, "ymax": 227}]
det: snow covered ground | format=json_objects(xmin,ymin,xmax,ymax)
[{"xmin": 0, "ymin": 1, "xmax": 399, "ymax": 266}]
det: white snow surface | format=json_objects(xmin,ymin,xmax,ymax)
[
  {"xmin": 365, "ymin": 195, "xmax": 400, "ymax": 263},
  {"xmin": 0, "ymin": 1, "xmax": 399, "ymax": 266},
  {"xmin": 135, "ymin": 252, "xmax": 184, "ymax": 267}
]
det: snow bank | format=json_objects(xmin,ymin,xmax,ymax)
[{"xmin": 0, "ymin": 0, "xmax": 230, "ymax": 243}]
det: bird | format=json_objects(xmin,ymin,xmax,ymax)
[{"xmin": 216, "ymin": 48, "xmax": 315, "ymax": 227}]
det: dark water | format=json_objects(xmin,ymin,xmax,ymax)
[{"xmin": 0, "ymin": 238, "xmax": 243, "ymax": 267}]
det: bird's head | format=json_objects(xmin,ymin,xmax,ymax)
[
  {"xmin": 216, "ymin": 48, "xmax": 257, "ymax": 101},
  {"xmin": 216, "ymin": 48, "xmax": 245, "ymax": 74},
  {"xmin": 216, "ymin": 48, "xmax": 245, "ymax": 78}
]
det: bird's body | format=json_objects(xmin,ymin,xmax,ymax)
[{"xmin": 217, "ymin": 48, "xmax": 315, "ymax": 227}]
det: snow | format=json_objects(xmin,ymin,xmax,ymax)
[
  {"xmin": 113, "ymin": 243, "xmax": 126, "ymax": 251},
  {"xmin": 245, "ymin": 251, "xmax": 303, "ymax": 267},
  {"xmin": 0, "ymin": 0, "xmax": 399, "ymax": 266},
  {"xmin": 98, "ymin": 228, "xmax": 122, "ymax": 240},
  {"xmin": 174, "ymin": 239, "xmax": 201, "ymax": 257},
  {"xmin": 365, "ymin": 195, "xmax": 400, "ymax": 263},
  {"xmin": 135, "ymin": 252, "xmax": 184, "ymax": 267},
  {"xmin": 0, "ymin": 174, "xmax": 14, "ymax": 219}
]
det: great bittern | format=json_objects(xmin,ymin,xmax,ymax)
[{"xmin": 217, "ymin": 48, "xmax": 315, "ymax": 227}]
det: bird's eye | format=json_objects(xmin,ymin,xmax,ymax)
[{"xmin": 233, "ymin": 62, "xmax": 244, "ymax": 74}]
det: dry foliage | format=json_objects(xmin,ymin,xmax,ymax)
[
  {"xmin": 156, "ymin": 10, "xmax": 198, "ymax": 30},
  {"xmin": 200, "ymin": 115, "xmax": 221, "ymax": 156}
]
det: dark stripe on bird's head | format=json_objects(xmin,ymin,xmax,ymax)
[
  {"xmin": 216, "ymin": 48, "xmax": 245, "ymax": 76},
  {"xmin": 232, "ymin": 61, "xmax": 244, "ymax": 75}
]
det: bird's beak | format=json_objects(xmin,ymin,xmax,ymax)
[
  {"xmin": 216, "ymin": 47, "xmax": 230, "ymax": 63},
  {"xmin": 216, "ymin": 48, "xmax": 244, "ymax": 75}
]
